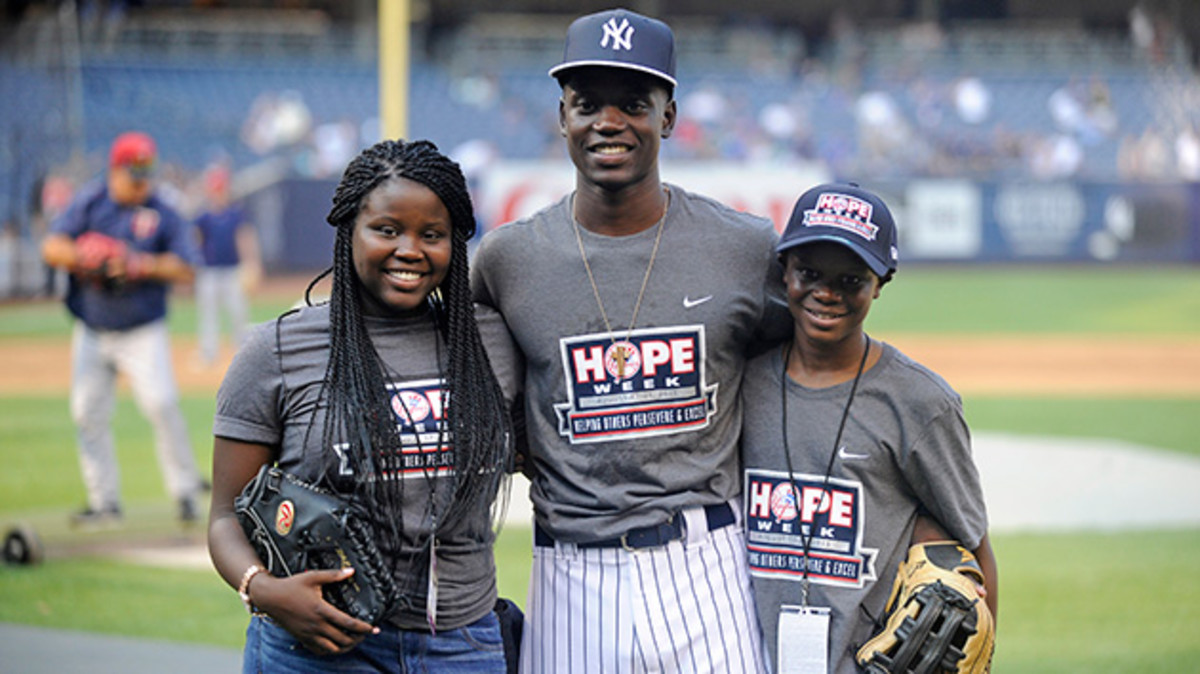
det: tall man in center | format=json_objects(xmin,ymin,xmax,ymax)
[{"xmin": 472, "ymin": 9, "xmax": 788, "ymax": 673}]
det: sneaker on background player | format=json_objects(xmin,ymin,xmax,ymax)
[
  {"xmin": 69, "ymin": 499, "xmax": 199, "ymax": 526},
  {"xmin": 179, "ymin": 495, "xmax": 200, "ymax": 523},
  {"xmin": 69, "ymin": 504, "xmax": 123, "ymax": 529}
]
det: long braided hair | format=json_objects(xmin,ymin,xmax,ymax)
[{"xmin": 311, "ymin": 138, "xmax": 510, "ymax": 586}]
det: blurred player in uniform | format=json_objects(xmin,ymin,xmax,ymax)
[
  {"xmin": 192, "ymin": 163, "xmax": 260, "ymax": 367},
  {"xmin": 471, "ymin": 8, "xmax": 788, "ymax": 673},
  {"xmin": 740, "ymin": 183, "xmax": 997, "ymax": 673},
  {"xmin": 41, "ymin": 131, "xmax": 206, "ymax": 526}
]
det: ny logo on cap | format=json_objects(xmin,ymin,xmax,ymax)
[{"xmin": 600, "ymin": 17, "xmax": 634, "ymax": 51}]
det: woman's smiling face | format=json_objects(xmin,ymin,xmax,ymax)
[{"xmin": 352, "ymin": 177, "xmax": 453, "ymax": 316}]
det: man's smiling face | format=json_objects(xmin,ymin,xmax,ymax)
[{"xmin": 559, "ymin": 67, "xmax": 676, "ymax": 193}]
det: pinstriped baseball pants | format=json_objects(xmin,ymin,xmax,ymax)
[{"xmin": 520, "ymin": 502, "xmax": 768, "ymax": 674}]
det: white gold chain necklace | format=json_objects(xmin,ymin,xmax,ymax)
[{"xmin": 571, "ymin": 187, "xmax": 670, "ymax": 379}]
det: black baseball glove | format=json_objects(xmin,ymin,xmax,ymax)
[
  {"xmin": 856, "ymin": 541, "xmax": 995, "ymax": 673},
  {"xmin": 234, "ymin": 465, "xmax": 400, "ymax": 625}
]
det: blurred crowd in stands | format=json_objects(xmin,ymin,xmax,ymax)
[{"xmin": 3, "ymin": 2, "xmax": 1200, "ymax": 296}]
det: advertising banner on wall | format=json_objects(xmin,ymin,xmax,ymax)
[
  {"xmin": 475, "ymin": 165, "xmax": 1197, "ymax": 264},
  {"xmin": 474, "ymin": 160, "xmax": 832, "ymax": 234},
  {"xmin": 891, "ymin": 180, "xmax": 1197, "ymax": 263},
  {"xmin": 926, "ymin": 179, "xmax": 1190, "ymax": 263},
  {"xmin": 254, "ymin": 170, "xmax": 1198, "ymax": 271}
]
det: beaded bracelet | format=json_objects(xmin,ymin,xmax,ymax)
[{"xmin": 237, "ymin": 564, "xmax": 265, "ymax": 614}]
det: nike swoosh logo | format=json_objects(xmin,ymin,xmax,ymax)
[
  {"xmin": 838, "ymin": 446, "xmax": 869, "ymax": 461},
  {"xmin": 683, "ymin": 295, "xmax": 713, "ymax": 309}
]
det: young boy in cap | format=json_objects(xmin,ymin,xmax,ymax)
[
  {"xmin": 42, "ymin": 130, "xmax": 206, "ymax": 526},
  {"xmin": 472, "ymin": 8, "xmax": 787, "ymax": 674},
  {"xmin": 739, "ymin": 183, "xmax": 998, "ymax": 673}
]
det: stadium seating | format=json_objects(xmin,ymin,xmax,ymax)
[{"xmin": 0, "ymin": 14, "xmax": 1194, "ymax": 239}]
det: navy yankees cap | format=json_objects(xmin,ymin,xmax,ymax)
[
  {"xmin": 549, "ymin": 8, "xmax": 677, "ymax": 88},
  {"xmin": 777, "ymin": 183, "xmax": 899, "ymax": 277}
]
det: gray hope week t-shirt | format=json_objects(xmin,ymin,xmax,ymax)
[
  {"xmin": 472, "ymin": 185, "xmax": 790, "ymax": 542},
  {"xmin": 214, "ymin": 303, "xmax": 519, "ymax": 630},
  {"xmin": 741, "ymin": 341, "xmax": 988, "ymax": 673}
]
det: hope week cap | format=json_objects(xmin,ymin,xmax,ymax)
[
  {"xmin": 109, "ymin": 131, "xmax": 157, "ymax": 178},
  {"xmin": 549, "ymin": 8, "xmax": 677, "ymax": 88},
  {"xmin": 777, "ymin": 183, "xmax": 899, "ymax": 277}
]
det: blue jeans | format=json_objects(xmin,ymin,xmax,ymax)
[{"xmin": 243, "ymin": 612, "xmax": 506, "ymax": 673}]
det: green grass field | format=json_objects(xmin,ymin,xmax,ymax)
[
  {"xmin": 868, "ymin": 265, "xmax": 1200, "ymax": 335},
  {"xmin": 2, "ymin": 266, "xmax": 1198, "ymax": 670}
]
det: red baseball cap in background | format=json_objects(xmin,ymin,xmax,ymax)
[
  {"xmin": 205, "ymin": 164, "xmax": 230, "ymax": 195},
  {"xmin": 109, "ymin": 131, "xmax": 157, "ymax": 178}
]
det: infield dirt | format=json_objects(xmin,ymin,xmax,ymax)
[{"xmin": 2, "ymin": 333, "xmax": 1197, "ymax": 397}]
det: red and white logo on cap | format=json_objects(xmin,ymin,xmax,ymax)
[{"xmin": 803, "ymin": 192, "xmax": 880, "ymax": 241}]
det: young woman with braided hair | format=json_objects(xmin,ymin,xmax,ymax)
[{"xmin": 208, "ymin": 138, "xmax": 520, "ymax": 672}]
